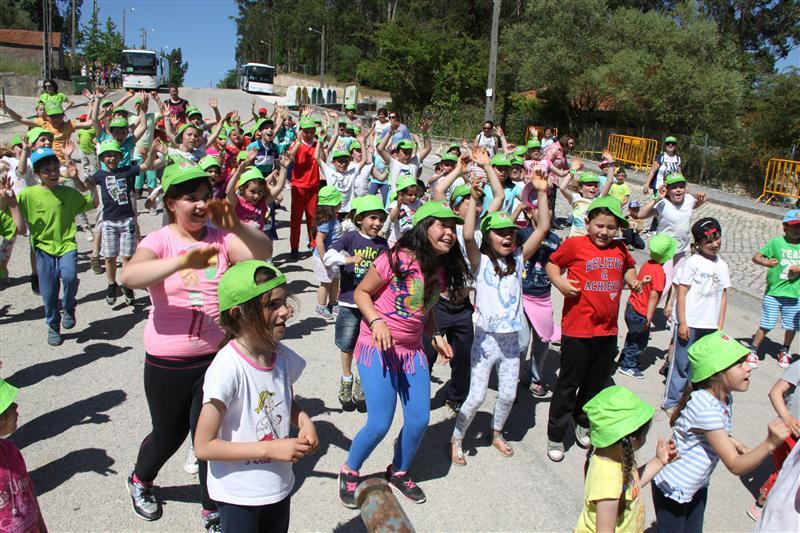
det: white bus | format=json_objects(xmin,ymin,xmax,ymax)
[
  {"xmin": 240, "ymin": 63, "xmax": 275, "ymax": 94},
  {"xmin": 121, "ymin": 49, "xmax": 167, "ymax": 91}
]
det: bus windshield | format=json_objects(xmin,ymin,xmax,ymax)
[
  {"xmin": 245, "ymin": 65, "xmax": 274, "ymax": 83},
  {"xmin": 123, "ymin": 52, "xmax": 157, "ymax": 75}
]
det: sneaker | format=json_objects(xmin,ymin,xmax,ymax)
[
  {"xmin": 30, "ymin": 275, "xmax": 40, "ymax": 295},
  {"xmin": 289, "ymin": 249, "xmax": 299, "ymax": 260},
  {"xmin": 338, "ymin": 468, "xmax": 360, "ymax": 509},
  {"xmin": 658, "ymin": 361, "xmax": 669, "ymax": 376},
  {"xmin": 575, "ymin": 425, "xmax": 591, "ymax": 448},
  {"xmin": 184, "ymin": 443, "xmax": 199, "ymax": 475},
  {"xmin": 62, "ymin": 312, "xmax": 76, "ymax": 330},
  {"xmin": 316, "ymin": 304, "xmax": 334, "ymax": 320},
  {"xmin": 547, "ymin": 439, "xmax": 564, "ymax": 462},
  {"xmin": 47, "ymin": 327, "xmax": 62, "ymax": 347},
  {"xmin": 746, "ymin": 351, "xmax": 760, "ymax": 368},
  {"xmin": 385, "ymin": 466, "xmax": 426, "ymax": 504},
  {"xmin": 444, "ymin": 399, "xmax": 461, "ymax": 417},
  {"xmin": 339, "ymin": 377, "xmax": 354, "ymax": 408},
  {"xmin": 126, "ymin": 472, "xmax": 162, "ymax": 521},
  {"xmin": 330, "ymin": 304, "xmax": 340, "ymax": 317},
  {"xmin": 529, "ymin": 381, "xmax": 550, "ymax": 397},
  {"xmin": 778, "ymin": 350, "xmax": 792, "ymax": 368},
  {"xmin": 203, "ymin": 511, "xmax": 221, "ymax": 532},
  {"xmin": 618, "ymin": 366, "xmax": 645, "ymax": 379},
  {"xmin": 106, "ymin": 283, "xmax": 118, "ymax": 305},
  {"xmin": 352, "ymin": 377, "xmax": 365, "ymax": 404},
  {"xmin": 747, "ymin": 501, "xmax": 763, "ymax": 522},
  {"xmin": 122, "ymin": 286, "xmax": 135, "ymax": 306},
  {"xmin": 91, "ymin": 255, "xmax": 103, "ymax": 275}
]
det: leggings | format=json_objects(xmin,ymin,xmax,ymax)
[
  {"xmin": 651, "ymin": 482, "xmax": 707, "ymax": 533},
  {"xmin": 218, "ymin": 496, "xmax": 290, "ymax": 533},
  {"xmin": 134, "ymin": 353, "xmax": 216, "ymax": 511},
  {"xmin": 346, "ymin": 355, "xmax": 431, "ymax": 472},
  {"xmin": 454, "ymin": 329, "xmax": 519, "ymax": 439},
  {"xmin": 368, "ymin": 181, "xmax": 389, "ymax": 205}
]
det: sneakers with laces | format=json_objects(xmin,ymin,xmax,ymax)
[
  {"xmin": 316, "ymin": 304, "xmax": 334, "ymax": 320},
  {"xmin": 126, "ymin": 472, "xmax": 162, "ymax": 521},
  {"xmin": 330, "ymin": 304, "xmax": 340, "ymax": 317},
  {"xmin": 339, "ymin": 377, "xmax": 355, "ymax": 411},
  {"xmin": 184, "ymin": 443, "xmax": 199, "ymax": 475},
  {"xmin": 338, "ymin": 468, "xmax": 360, "ymax": 509},
  {"xmin": 47, "ymin": 327, "xmax": 62, "ymax": 346},
  {"xmin": 575, "ymin": 425, "xmax": 591, "ymax": 448},
  {"xmin": 91, "ymin": 255, "xmax": 103, "ymax": 275},
  {"xmin": 618, "ymin": 366, "xmax": 645, "ymax": 379},
  {"xmin": 62, "ymin": 311, "xmax": 76, "ymax": 330},
  {"xmin": 777, "ymin": 350, "xmax": 792, "ymax": 368},
  {"xmin": 352, "ymin": 377, "xmax": 365, "ymax": 404},
  {"xmin": 444, "ymin": 399, "xmax": 462, "ymax": 417},
  {"xmin": 746, "ymin": 351, "xmax": 760, "ymax": 368},
  {"xmin": 122, "ymin": 286, "xmax": 135, "ymax": 306},
  {"xmin": 385, "ymin": 465, "xmax": 426, "ymax": 504},
  {"xmin": 547, "ymin": 439, "xmax": 564, "ymax": 462},
  {"xmin": 203, "ymin": 510, "xmax": 221, "ymax": 532},
  {"xmin": 747, "ymin": 501, "xmax": 763, "ymax": 521},
  {"xmin": 106, "ymin": 283, "xmax": 118, "ymax": 305}
]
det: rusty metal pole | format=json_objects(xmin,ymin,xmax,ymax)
[{"xmin": 355, "ymin": 478, "xmax": 415, "ymax": 533}]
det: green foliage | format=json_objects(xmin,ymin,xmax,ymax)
[
  {"xmin": 0, "ymin": 0, "xmax": 36, "ymax": 30},
  {"xmin": 217, "ymin": 68, "xmax": 240, "ymax": 89},
  {"xmin": 0, "ymin": 56, "xmax": 41, "ymax": 77},
  {"xmin": 81, "ymin": 13, "xmax": 122, "ymax": 67},
  {"xmin": 167, "ymin": 48, "xmax": 189, "ymax": 87}
]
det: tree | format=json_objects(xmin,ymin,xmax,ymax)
[
  {"xmin": 217, "ymin": 68, "xmax": 239, "ymax": 89},
  {"xmin": 81, "ymin": 14, "xmax": 122, "ymax": 67},
  {"xmin": 0, "ymin": 0, "xmax": 36, "ymax": 30},
  {"xmin": 167, "ymin": 48, "xmax": 189, "ymax": 87}
]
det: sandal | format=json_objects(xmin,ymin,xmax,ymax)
[
  {"xmin": 449, "ymin": 439, "xmax": 467, "ymax": 466},
  {"xmin": 492, "ymin": 435, "xmax": 514, "ymax": 457}
]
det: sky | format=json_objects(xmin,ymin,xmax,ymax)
[{"xmin": 80, "ymin": 0, "xmax": 239, "ymax": 87}]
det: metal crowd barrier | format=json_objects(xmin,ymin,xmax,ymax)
[
  {"xmin": 607, "ymin": 134, "xmax": 658, "ymax": 171},
  {"xmin": 757, "ymin": 158, "xmax": 800, "ymax": 205}
]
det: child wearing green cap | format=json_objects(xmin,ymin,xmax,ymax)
[
  {"xmin": 226, "ymin": 153, "xmax": 290, "ymax": 242},
  {"xmin": 312, "ymin": 185, "xmax": 344, "ymax": 319},
  {"xmin": 387, "ymin": 177, "xmax": 423, "ymax": 246},
  {"xmin": 0, "ymin": 167, "xmax": 28, "ymax": 281},
  {"xmin": 0, "ymin": 378, "xmax": 48, "ymax": 532},
  {"xmin": 194, "ymin": 261, "xmax": 317, "ymax": 532},
  {"xmin": 653, "ymin": 331, "xmax": 790, "ymax": 532},
  {"xmin": 93, "ymin": 91, "xmax": 149, "ymax": 169},
  {"xmin": 545, "ymin": 195, "xmax": 640, "ymax": 461},
  {"xmin": 376, "ymin": 118, "xmax": 432, "ymax": 196},
  {"xmin": 450, "ymin": 175, "xmax": 551, "ymax": 464},
  {"xmin": 315, "ymin": 127, "xmax": 371, "ymax": 215},
  {"xmin": 618, "ymin": 234, "xmax": 677, "ymax": 379},
  {"xmin": 557, "ymin": 150, "xmax": 615, "ymax": 238},
  {"xmin": 577, "ymin": 386, "xmax": 677, "ymax": 533}
]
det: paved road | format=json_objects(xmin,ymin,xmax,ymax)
[{"xmin": 0, "ymin": 87, "xmax": 795, "ymax": 532}]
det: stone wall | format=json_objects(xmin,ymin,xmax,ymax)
[{"xmin": 0, "ymin": 73, "xmax": 71, "ymax": 98}]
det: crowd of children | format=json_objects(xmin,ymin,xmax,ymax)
[{"xmin": 0, "ymin": 87, "xmax": 799, "ymax": 533}]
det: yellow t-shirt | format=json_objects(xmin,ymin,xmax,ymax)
[
  {"xmin": 33, "ymin": 117, "xmax": 75, "ymax": 164},
  {"xmin": 575, "ymin": 454, "xmax": 645, "ymax": 533},
  {"xmin": 609, "ymin": 183, "xmax": 631, "ymax": 204}
]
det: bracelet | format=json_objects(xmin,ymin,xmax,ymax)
[{"xmin": 368, "ymin": 317, "xmax": 384, "ymax": 330}]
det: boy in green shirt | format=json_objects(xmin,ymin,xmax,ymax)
[
  {"xmin": 16, "ymin": 147, "xmax": 99, "ymax": 346},
  {"xmin": 748, "ymin": 209, "xmax": 800, "ymax": 368}
]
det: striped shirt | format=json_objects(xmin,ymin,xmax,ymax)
[{"xmin": 654, "ymin": 389, "xmax": 731, "ymax": 503}]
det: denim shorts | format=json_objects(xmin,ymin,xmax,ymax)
[{"xmin": 335, "ymin": 305, "xmax": 363, "ymax": 353}]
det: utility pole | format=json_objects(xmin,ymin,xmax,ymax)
[
  {"xmin": 122, "ymin": 9, "xmax": 126, "ymax": 48},
  {"xmin": 484, "ymin": 0, "xmax": 501, "ymax": 122},
  {"xmin": 140, "ymin": 27, "xmax": 147, "ymax": 49},
  {"xmin": 308, "ymin": 26, "xmax": 325, "ymax": 88},
  {"xmin": 71, "ymin": 0, "xmax": 76, "ymax": 56}
]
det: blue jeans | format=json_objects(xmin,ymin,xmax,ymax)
[
  {"xmin": 368, "ymin": 181, "xmax": 389, "ymax": 204},
  {"xmin": 35, "ymin": 249, "xmax": 78, "ymax": 331},
  {"xmin": 652, "ymin": 482, "xmax": 707, "ymax": 533},
  {"xmin": 663, "ymin": 327, "xmax": 716, "ymax": 408},
  {"xmin": 620, "ymin": 303, "xmax": 649, "ymax": 370},
  {"xmin": 334, "ymin": 306, "xmax": 362, "ymax": 353},
  {"xmin": 346, "ymin": 357, "xmax": 431, "ymax": 472}
]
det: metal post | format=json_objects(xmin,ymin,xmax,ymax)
[
  {"xmin": 321, "ymin": 25, "xmax": 326, "ymax": 88},
  {"xmin": 71, "ymin": 0, "xmax": 76, "ymax": 56},
  {"xmin": 484, "ymin": 0, "xmax": 501, "ymax": 122}
]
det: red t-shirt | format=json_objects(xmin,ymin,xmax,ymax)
[
  {"xmin": 548, "ymin": 236, "xmax": 635, "ymax": 338},
  {"xmin": 291, "ymin": 140, "xmax": 320, "ymax": 190},
  {"xmin": 628, "ymin": 260, "xmax": 666, "ymax": 317}
]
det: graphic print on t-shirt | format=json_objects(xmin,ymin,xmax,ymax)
[
  {"xmin": 177, "ymin": 248, "xmax": 218, "ymax": 340},
  {"xmin": 255, "ymin": 389, "xmax": 285, "ymax": 443},
  {"xmin": 584, "ymin": 256, "xmax": 624, "ymax": 299}
]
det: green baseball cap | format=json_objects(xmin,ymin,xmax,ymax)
[
  {"xmin": 26, "ymin": 127, "xmax": 53, "ymax": 145},
  {"xmin": 11, "ymin": 134, "xmax": 23, "ymax": 147},
  {"xmin": 237, "ymin": 167, "xmax": 266, "ymax": 188},
  {"xmin": 175, "ymin": 123, "xmax": 202, "ymax": 143},
  {"xmin": 440, "ymin": 153, "xmax": 458, "ymax": 163},
  {"xmin": 450, "ymin": 185, "xmax": 472, "ymax": 206},
  {"xmin": 396, "ymin": 176, "xmax": 418, "ymax": 192},
  {"xmin": 395, "ymin": 139, "xmax": 415, "ymax": 150},
  {"xmin": 491, "ymin": 154, "xmax": 511, "ymax": 167},
  {"xmin": 587, "ymin": 195, "xmax": 628, "ymax": 227},
  {"xmin": 583, "ymin": 386, "xmax": 654, "ymax": 448},
  {"xmin": 480, "ymin": 211, "xmax": 518, "ymax": 234},
  {"xmin": 513, "ymin": 146, "xmax": 528, "ymax": 157},
  {"xmin": 298, "ymin": 116, "xmax": 316, "ymax": 130},
  {"xmin": 318, "ymin": 185, "xmax": 343, "ymax": 206},
  {"xmin": 218, "ymin": 260, "xmax": 286, "ymax": 314},
  {"xmin": 345, "ymin": 103, "xmax": 356, "ymax": 110},
  {"xmin": 412, "ymin": 200, "xmax": 464, "ymax": 226},
  {"xmin": 112, "ymin": 107, "xmax": 130, "ymax": 116},
  {"xmin": 44, "ymin": 102, "xmax": 64, "ymax": 116},
  {"xmin": 96, "ymin": 139, "xmax": 122, "ymax": 157},
  {"xmin": 236, "ymin": 150, "xmax": 249, "ymax": 162},
  {"xmin": 100, "ymin": 99, "xmax": 113, "ymax": 107},
  {"xmin": 664, "ymin": 136, "xmax": 678, "ymax": 144},
  {"xmin": 349, "ymin": 141, "xmax": 362, "ymax": 152},
  {"xmin": 353, "ymin": 195, "xmax": 388, "ymax": 217},
  {"xmin": 161, "ymin": 160, "xmax": 211, "ymax": 193},
  {"xmin": 253, "ymin": 118, "xmax": 274, "ymax": 133},
  {"xmin": 0, "ymin": 378, "xmax": 18, "ymax": 416},
  {"xmin": 109, "ymin": 117, "xmax": 129, "ymax": 129},
  {"xmin": 688, "ymin": 331, "xmax": 750, "ymax": 383},
  {"xmin": 331, "ymin": 150, "xmax": 350, "ymax": 160},
  {"xmin": 133, "ymin": 97, "xmax": 142, "ymax": 105},
  {"xmin": 665, "ymin": 172, "xmax": 687, "ymax": 186},
  {"xmin": 447, "ymin": 143, "xmax": 461, "ymax": 153},
  {"xmin": 578, "ymin": 172, "xmax": 600, "ymax": 184},
  {"xmin": 648, "ymin": 234, "xmax": 677, "ymax": 265},
  {"xmin": 337, "ymin": 119, "xmax": 348, "ymax": 126},
  {"xmin": 186, "ymin": 106, "xmax": 202, "ymax": 118},
  {"xmin": 526, "ymin": 138, "xmax": 542, "ymax": 149},
  {"xmin": 199, "ymin": 156, "xmax": 221, "ymax": 171},
  {"xmin": 511, "ymin": 156, "xmax": 525, "ymax": 166}
]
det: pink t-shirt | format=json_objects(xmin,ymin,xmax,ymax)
[
  {"xmin": 0, "ymin": 439, "xmax": 42, "ymax": 533},
  {"xmin": 140, "ymin": 225, "xmax": 236, "ymax": 357},
  {"xmin": 357, "ymin": 250, "xmax": 443, "ymax": 352},
  {"xmin": 234, "ymin": 195, "xmax": 267, "ymax": 229}
]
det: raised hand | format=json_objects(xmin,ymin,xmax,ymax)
[
  {"xmin": 695, "ymin": 191, "xmax": 706, "ymax": 203},
  {"xmin": 531, "ymin": 171, "xmax": 549, "ymax": 191},
  {"xmin": 63, "ymin": 140, "xmax": 75, "ymax": 160},
  {"xmin": 470, "ymin": 147, "xmax": 490, "ymax": 166},
  {"xmin": 278, "ymin": 152, "xmax": 294, "ymax": 168},
  {"xmin": 178, "ymin": 244, "xmax": 220, "ymax": 270},
  {"xmin": 419, "ymin": 117, "xmax": 432, "ymax": 133},
  {"xmin": 0, "ymin": 172, "xmax": 15, "ymax": 200},
  {"xmin": 209, "ymin": 97, "xmax": 218, "ymax": 108},
  {"xmin": 206, "ymin": 199, "xmax": 241, "ymax": 231},
  {"xmin": 494, "ymin": 125, "xmax": 505, "ymax": 137},
  {"xmin": 528, "ymin": 126, "xmax": 538, "ymax": 138},
  {"xmin": 570, "ymin": 157, "xmax": 584, "ymax": 171}
]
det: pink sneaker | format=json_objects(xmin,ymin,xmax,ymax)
[
  {"xmin": 747, "ymin": 501, "xmax": 763, "ymax": 521},
  {"xmin": 746, "ymin": 351, "xmax": 759, "ymax": 368},
  {"xmin": 778, "ymin": 351, "xmax": 792, "ymax": 368}
]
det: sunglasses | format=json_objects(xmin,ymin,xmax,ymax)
[{"xmin": 388, "ymin": 115, "xmax": 398, "ymax": 120}]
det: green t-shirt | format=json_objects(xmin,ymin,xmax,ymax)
[
  {"xmin": 0, "ymin": 210, "xmax": 16, "ymax": 241},
  {"xmin": 18, "ymin": 185, "xmax": 94, "ymax": 256},
  {"xmin": 77, "ymin": 127, "xmax": 97, "ymax": 154},
  {"xmin": 760, "ymin": 236, "xmax": 800, "ymax": 298},
  {"xmin": 609, "ymin": 182, "xmax": 631, "ymax": 204},
  {"xmin": 37, "ymin": 92, "xmax": 68, "ymax": 107}
]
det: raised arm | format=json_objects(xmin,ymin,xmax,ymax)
[
  {"xmin": 377, "ymin": 127, "xmax": 392, "ymax": 164},
  {"xmin": 598, "ymin": 150, "xmax": 615, "ymax": 198},
  {"xmin": 418, "ymin": 118, "xmax": 432, "ymax": 162},
  {"xmin": 132, "ymin": 94, "xmax": 149, "ymax": 141},
  {"xmin": 432, "ymin": 154, "xmax": 470, "ymax": 200},
  {"xmin": 557, "ymin": 171, "xmax": 575, "ymax": 203},
  {"xmin": 521, "ymin": 174, "xmax": 551, "ymax": 261},
  {"xmin": 461, "ymin": 188, "xmax": 482, "ymax": 272},
  {"xmin": 205, "ymin": 111, "xmax": 233, "ymax": 149},
  {"xmin": 207, "ymin": 98, "xmax": 221, "ymax": 126},
  {"xmin": 0, "ymin": 99, "xmax": 39, "ymax": 128},
  {"xmin": 266, "ymin": 153, "xmax": 292, "ymax": 202}
]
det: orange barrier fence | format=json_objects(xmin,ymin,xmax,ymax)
[
  {"xmin": 524, "ymin": 126, "xmax": 558, "ymax": 143},
  {"xmin": 757, "ymin": 158, "xmax": 800, "ymax": 204},
  {"xmin": 607, "ymin": 134, "xmax": 658, "ymax": 170}
]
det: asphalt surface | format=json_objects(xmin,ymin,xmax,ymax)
[{"xmin": 0, "ymin": 87, "xmax": 794, "ymax": 532}]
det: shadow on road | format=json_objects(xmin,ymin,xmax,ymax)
[
  {"xmin": 6, "ymin": 342, "xmax": 131, "ymax": 388},
  {"xmin": 29, "ymin": 447, "xmax": 116, "ymax": 496},
  {"xmin": 283, "ymin": 316, "xmax": 329, "ymax": 340},
  {"xmin": 71, "ymin": 306, "xmax": 148, "ymax": 344},
  {"xmin": 332, "ymin": 514, "xmax": 368, "ymax": 533},
  {"xmin": 10, "ymin": 389, "xmax": 127, "ymax": 449}
]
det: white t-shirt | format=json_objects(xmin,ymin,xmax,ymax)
[
  {"xmin": 476, "ymin": 133, "xmax": 497, "ymax": 156},
  {"xmin": 351, "ymin": 162, "xmax": 373, "ymax": 198},
  {"xmin": 474, "ymin": 248, "xmax": 524, "ymax": 333},
  {"xmin": 388, "ymin": 157, "xmax": 419, "ymax": 192},
  {"xmin": 5, "ymin": 157, "xmax": 38, "ymax": 195},
  {"xmin": 203, "ymin": 341, "xmax": 306, "ymax": 506},
  {"xmin": 321, "ymin": 163, "xmax": 359, "ymax": 212},
  {"xmin": 673, "ymin": 253, "xmax": 731, "ymax": 329},
  {"xmin": 373, "ymin": 120, "xmax": 390, "ymax": 147},
  {"xmin": 387, "ymin": 199, "xmax": 421, "ymax": 245},
  {"xmin": 168, "ymin": 146, "xmax": 205, "ymax": 163},
  {"xmin": 755, "ymin": 438, "xmax": 800, "ymax": 532},
  {"xmin": 655, "ymin": 194, "xmax": 697, "ymax": 253},
  {"xmin": 780, "ymin": 360, "xmax": 800, "ymax": 420},
  {"xmin": 655, "ymin": 153, "xmax": 681, "ymax": 189}
]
